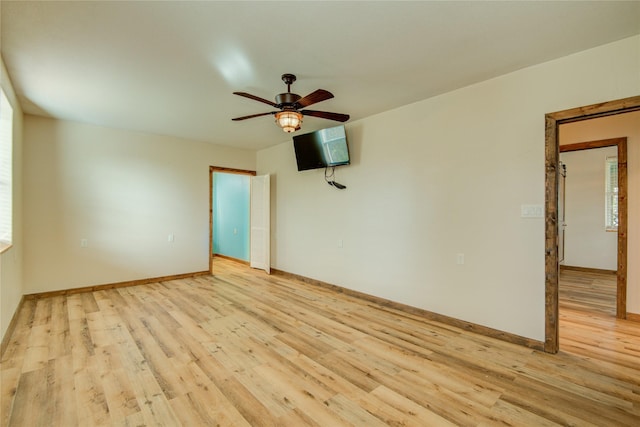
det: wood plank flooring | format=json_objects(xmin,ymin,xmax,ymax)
[
  {"xmin": 1, "ymin": 259, "xmax": 639, "ymax": 426},
  {"xmin": 559, "ymin": 267, "xmax": 617, "ymax": 316}
]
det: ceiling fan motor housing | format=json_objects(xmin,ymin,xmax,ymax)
[{"xmin": 275, "ymin": 92, "xmax": 301, "ymax": 108}]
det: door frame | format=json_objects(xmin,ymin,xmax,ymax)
[
  {"xmin": 559, "ymin": 137, "xmax": 627, "ymax": 312},
  {"xmin": 544, "ymin": 95, "xmax": 640, "ymax": 353},
  {"xmin": 209, "ymin": 166, "xmax": 256, "ymax": 273}
]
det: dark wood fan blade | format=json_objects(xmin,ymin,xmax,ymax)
[
  {"xmin": 296, "ymin": 89, "xmax": 334, "ymax": 108},
  {"xmin": 301, "ymin": 110, "xmax": 350, "ymax": 122},
  {"xmin": 233, "ymin": 92, "xmax": 277, "ymax": 107},
  {"xmin": 231, "ymin": 112, "xmax": 275, "ymax": 121}
]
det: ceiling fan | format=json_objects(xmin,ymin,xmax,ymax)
[{"xmin": 232, "ymin": 74, "xmax": 350, "ymax": 133}]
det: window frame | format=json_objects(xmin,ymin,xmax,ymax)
[
  {"xmin": 604, "ymin": 155, "xmax": 618, "ymax": 232},
  {"xmin": 0, "ymin": 87, "xmax": 14, "ymax": 253}
]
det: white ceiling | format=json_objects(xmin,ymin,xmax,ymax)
[{"xmin": 2, "ymin": 1, "xmax": 639, "ymax": 150}]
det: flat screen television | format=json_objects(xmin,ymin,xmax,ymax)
[{"xmin": 293, "ymin": 125, "xmax": 350, "ymax": 171}]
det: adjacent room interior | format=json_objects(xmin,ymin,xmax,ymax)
[{"xmin": 1, "ymin": 1, "xmax": 639, "ymax": 425}]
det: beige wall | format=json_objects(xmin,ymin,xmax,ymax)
[
  {"xmin": 0, "ymin": 57, "xmax": 24, "ymax": 341},
  {"xmin": 560, "ymin": 110, "xmax": 640, "ymax": 315},
  {"xmin": 23, "ymin": 116, "xmax": 256, "ymax": 294},
  {"xmin": 258, "ymin": 35, "xmax": 640, "ymax": 341}
]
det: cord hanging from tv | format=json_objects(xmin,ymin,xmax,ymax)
[{"xmin": 325, "ymin": 166, "xmax": 346, "ymax": 190}]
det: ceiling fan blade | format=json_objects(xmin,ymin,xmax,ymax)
[
  {"xmin": 233, "ymin": 92, "xmax": 277, "ymax": 107},
  {"xmin": 301, "ymin": 110, "xmax": 350, "ymax": 122},
  {"xmin": 296, "ymin": 89, "xmax": 334, "ymax": 108},
  {"xmin": 231, "ymin": 112, "xmax": 275, "ymax": 121}
]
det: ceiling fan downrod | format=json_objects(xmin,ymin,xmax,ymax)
[{"xmin": 281, "ymin": 73, "xmax": 296, "ymax": 93}]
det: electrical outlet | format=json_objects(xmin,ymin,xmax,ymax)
[
  {"xmin": 81, "ymin": 239, "xmax": 88, "ymax": 248},
  {"xmin": 338, "ymin": 239, "xmax": 343, "ymax": 248},
  {"xmin": 456, "ymin": 253, "xmax": 464, "ymax": 265},
  {"xmin": 168, "ymin": 234, "xmax": 175, "ymax": 243}
]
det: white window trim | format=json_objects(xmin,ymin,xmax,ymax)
[
  {"xmin": 0, "ymin": 87, "xmax": 13, "ymax": 250},
  {"xmin": 604, "ymin": 156, "xmax": 618, "ymax": 232}
]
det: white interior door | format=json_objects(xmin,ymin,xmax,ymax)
[
  {"xmin": 250, "ymin": 174, "xmax": 270, "ymax": 273},
  {"xmin": 558, "ymin": 162, "xmax": 566, "ymax": 264}
]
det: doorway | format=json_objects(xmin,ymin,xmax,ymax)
[
  {"xmin": 209, "ymin": 166, "xmax": 256, "ymax": 272},
  {"xmin": 558, "ymin": 140, "xmax": 626, "ymax": 316},
  {"xmin": 544, "ymin": 95, "xmax": 640, "ymax": 353}
]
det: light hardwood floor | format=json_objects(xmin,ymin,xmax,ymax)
[
  {"xmin": 1, "ymin": 260, "xmax": 639, "ymax": 426},
  {"xmin": 558, "ymin": 267, "xmax": 616, "ymax": 316}
]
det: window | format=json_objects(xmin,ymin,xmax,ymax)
[
  {"xmin": 0, "ymin": 88, "xmax": 13, "ymax": 248},
  {"xmin": 605, "ymin": 156, "xmax": 618, "ymax": 231}
]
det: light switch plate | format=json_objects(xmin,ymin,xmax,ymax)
[{"xmin": 521, "ymin": 204, "xmax": 544, "ymax": 218}]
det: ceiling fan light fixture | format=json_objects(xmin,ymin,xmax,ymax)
[
  {"xmin": 275, "ymin": 111, "xmax": 303, "ymax": 133},
  {"xmin": 233, "ymin": 74, "xmax": 348, "ymax": 129}
]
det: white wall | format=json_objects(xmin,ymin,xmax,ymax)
[
  {"xmin": 559, "ymin": 146, "xmax": 618, "ymax": 270},
  {"xmin": 23, "ymin": 116, "xmax": 255, "ymax": 294},
  {"xmin": 560, "ymin": 110, "xmax": 640, "ymax": 315},
  {"xmin": 0, "ymin": 57, "xmax": 24, "ymax": 341},
  {"xmin": 257, "ymin": 35, "xmax": 640, "ymax": 341}
]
